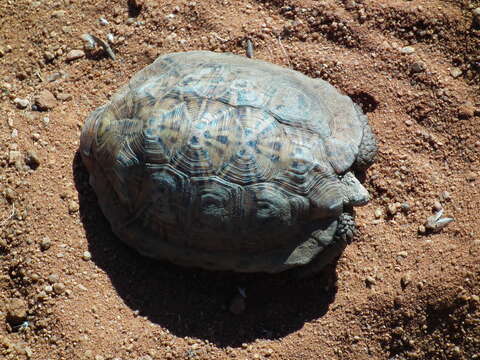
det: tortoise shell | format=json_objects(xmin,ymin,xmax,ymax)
[{"xmin": 80, "ymin": 51, "xmax": 377, "ymax": 273}]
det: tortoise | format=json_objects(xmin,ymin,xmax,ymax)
[{"xmin": 80, "ymin": 50, "xmax": 377, "ymax": 274}]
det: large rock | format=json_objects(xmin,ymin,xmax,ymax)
[
  {"xmin": 34, "ymin": 90, "xmax": 56, "ymax": 111},
  {"xmin": 6, "ymin": 298, "xmax": 27, "ymax": 326}
]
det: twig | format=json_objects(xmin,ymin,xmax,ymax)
[
  {"xmin": 266, "ymin": 44, "xmax": 274, "ymax": 61},
  {"xmin": 81, "ymin": 33, "xmax": 116, "ymax": 60},
  {"xmin": 91, "ymin": 34, "xmax": 116, "ymax": 60},
  {"xmin": 212, "ymin": 33, "xmax": 228, "ymax": 43},
  {"xmin": 277, "ymin": 36, "xmax": 291, "ymax": 68},
  {"xmin": 0, "ymin": 203, "xmax": 15, "ymax": 228}
]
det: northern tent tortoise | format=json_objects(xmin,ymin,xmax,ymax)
[{"xmin": 80, "ymin": 51, "xmax": 377, "ymax": 273}]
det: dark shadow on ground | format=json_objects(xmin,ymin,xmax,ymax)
[{"xmin": 72, "ymin": 151, "xmax": 339, "ymax": 347}]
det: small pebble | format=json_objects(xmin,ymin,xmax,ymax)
[
  {"xmin": 52, "ymin": 10, "xmax": 66, "ymax": 17},
  {"xmin": 401, "ymin": 202, "xmax": 410, "ymax": 212},
  {"xmin": 37, "ymin": 291, "xmax": 47, "ymax": 300},
  {"xmin": 401, "ymin": 273, "xmax": 412, "ymax": 288},
  {"xmin": 365, "ymin": 276, "xmax": 376, "ymax": 287},
  {"xmin": 40, "ymin": 237, "xmax": 52, "ymax": 251},
  {"xmin": 374, "ymin": 208, "xmax": 383, "ymax": 219},
  {"xmin": 8, "ymin": 150, "xmax": 22, "ymax": 166},
  {"xmin": 466, "ymin": 171, "xmax": 477, "ymax": 182},
  {"xmin": 47, "ymin": 274, "xmax": 59, "ymax": 283},
  {"xmin": 393, "ymin": 296, "xmax": 402, "ymax": 308},
  {"xmin": 4, "ymin": 188, "xmax": 16, "ymax": 202},
  {"xmin": 458, "ymin": 102, "xmax": 475, "ymax": 118},
  {"xmin": 66, "ymin": 49, "xmax": 85, "ymax": 61},
  {"xmin": 68, "ymin": 200, "xmax": 79, "ymax": 213},
  {"xmin": 397, "ymin": 251, "xmax": 408, "ymax": 258},
  {"xmin": 418, "ymin": 225, "xmax": 426, "ymax": 234},
  {"xmin": 57, "ymin": 93, "xmax": 72, "ymax": 101},
  {"xmin": 99, "ymin": 17, "xmax": 109, "ymax": 26},
  {"xmin": 25, "ymin": 151, "xmax": 40, "ymax": 170},
  {"xmin": 47, "ymin": 72, "xmax": 63, "ymax": 82},
  {"xmin": 433, "ymin": 201, "xmax": 442, "ymax": 212},
  {"xmin": 417, "ymin": 281, "xmax": 424, "ymax": 290},
  {"xmin": 13, "ymin": 97, "xmax": 30, "ymax": 109},
  {"xmin": 439, "ymin": 191, "xmax": 450, "ymax": 201},
  {"xmin": 474, "ymin": 8, "xmax": 480, "ymax": 27},
  {"xmin": 82, "ymin": 251, "xmax": 92, "ymax": 261},
  {"xmin": 387, "ymin": 203, "xmax": 397, "ymax": 216},
  {"xmin": 44, "ymin": 51, "xmax": 56, "ymax": 62},
  {"xmin": 399, "ymin": 46, "xmax": 415, "ymax": 54},
  {"xmin": 450, "ymin": 68, "xmax": 462, "ymax": 78},
  {"xmin": 411, "ymin": 61, "xmax": 425, "ymax": 73},
  {"xmin": 53, "ymin": 282, "xmax": 66, "ymax": 294}
]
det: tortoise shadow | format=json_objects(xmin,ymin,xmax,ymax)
[{"xmin": 72, "ymin": 151, "xmax": 339, "ymax": 347}]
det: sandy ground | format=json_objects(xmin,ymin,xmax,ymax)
[{"xmin": 0, "ymin": 0, "xmax": 479, "ymax": 359}]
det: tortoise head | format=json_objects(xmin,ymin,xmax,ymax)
[{"xmin": 340, "ymin": 171, "xmax": 370, "ymax": 207}]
